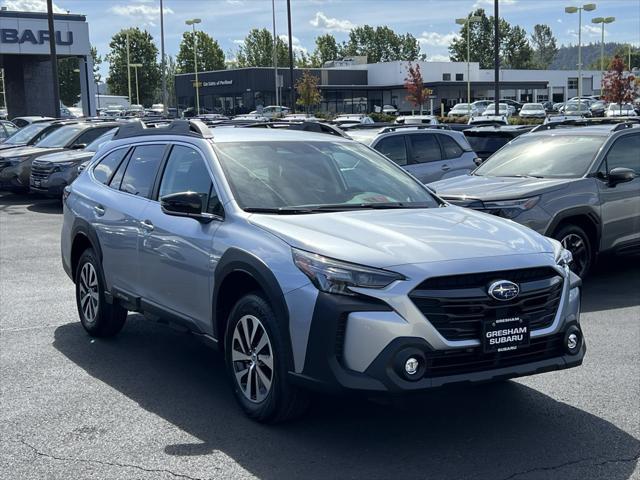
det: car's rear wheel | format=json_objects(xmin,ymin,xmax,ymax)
[
  {"xmin": 225, "ymin": 293, "xmax": 308, "ymax": 423},
  {"xmin": 555, "ymin": 224, "xmax": 593, "ymax": 278},
  {"xmin": 75, "ymin": 248, "xmax": 127, "ymax": 337}
]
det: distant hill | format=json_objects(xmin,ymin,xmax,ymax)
[{"xmin": 550, "ymin": 42, "xmax": 623, "ymax": 70}]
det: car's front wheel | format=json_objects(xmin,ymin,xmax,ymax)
[
  {"xmin": 555, "ymin": 224, "xmax": 593, "ymax": 278},
  {"xmin": 225, "ymin": 293, "xmax": 308, "ymax": 423},
  {"xmin": 75, "ymin": 248, "xmax": 127, "ymax": 337}
]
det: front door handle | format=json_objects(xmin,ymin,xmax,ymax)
[
  {"xmin": 140, "ymin": 219, "xmax": 154, "ymax": 232},
  {"xmin": 94, "ymin": 204, "xmax": 105, "ymax": 216},
  {"xmin": 441, "ymin": 164, "xmax": 450, "ymax": 171}
]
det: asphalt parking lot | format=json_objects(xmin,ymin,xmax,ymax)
[{"xmin": 1, "ymin": 192, "xmax": 639, "ymax": 480}]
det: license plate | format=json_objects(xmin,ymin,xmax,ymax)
[{"xmin": 482, "ymin": 316, "xmax": 529, "ymax": 353}]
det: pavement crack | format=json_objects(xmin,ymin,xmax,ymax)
[
  {"xmin": 495, "ymin": 451, "xmax": 640, "ymax": 480},
  {"xmin": 19, "ymin": 438, "xmax": 207, "ymax": 480}
]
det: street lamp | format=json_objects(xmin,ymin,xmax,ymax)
[
  {"xmin": 456, "ymin": 15, "xmax": 481, "ymax": 117},
  {"xmin": 592, "ymin": 17, "xmax": 615, "ymax": 72},
  {"xmin": 129, "ymin": 63, "xmax": 143, "ymax": 106},
  {"xmin": 185, "ymin": 18, "xmax": 202, "ymax": 115},
  {"xmin": 565, "ymin": 3, "xmax": 596, "ymax": 112}
]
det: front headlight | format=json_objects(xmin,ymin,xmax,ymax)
[
  {"xmin": 556, "ymin": 248, "xmax": 573, "ymax": 270},
  {"xmin": 292, "ymin": 248, "xmax": 404, "ymax": 296},
  {"xmin": 483, "ymin": 196, "xmax": 540, "ymax": 219}
]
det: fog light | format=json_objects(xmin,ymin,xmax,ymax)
[
  {"xmin": 567, "ymin": 333, "xmax": 578, "ymax": 350},
  {"xmin": 564, "ymin": 326, "xmax": 582, "ymax": 355},
  {"xmin": 405, "ymin": 357, "xmax": 420, "ymax": 376}
]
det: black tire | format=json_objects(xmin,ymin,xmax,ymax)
[
  {"xmin": 554, "ymin": 224, "xmax": 593, "ymax": 278},
  {"xmin": 75, "ymin": 248, "xmax": 127, "ymax": 337},
  {"xmin": 224, "ymin": 293, "xmax": 309, "ymax": 423}
]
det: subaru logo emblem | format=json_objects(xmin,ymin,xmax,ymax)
[{"xmin": 488, "ymin": 280, "xmax": 520, "ymax": 301}]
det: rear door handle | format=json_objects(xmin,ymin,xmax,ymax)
[
  {"xmin": 140, "ymin": 219, "xmax": 154, "ymax": 232},
  {"xmin": 94, "ymin": 205, "xmax": 105, "ymax": 216}
]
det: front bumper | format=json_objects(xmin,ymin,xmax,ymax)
[
  {"xmin": 30, "ymin": 169, "xmax": 75, "ymax": 197},
  {"xmin": 0, "ymin": 164, "xmax": 29, "ymax": 191},
  {"xmin": 292, "ymin": 263, "xmax": 583, "ymax": 394}
]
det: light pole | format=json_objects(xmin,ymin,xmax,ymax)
[
  {"xmin": 456, "ymin": 15, "xmax": 481, "ymax": 117},
  {"xmin": 129, "ymin": 63, "xmax": 142, "ymax": 106},
  {"xmin": 126, "ymin": 30, "xmax": 132, "ymax": 107},
  {"xmin": 591, "ymin": 16, "xmax": 615, "ymax": 93},
  {"xmin": 271, "ymin": 0, "xmax": 279, "ymax": 107},
  {"xmin": 565, "ymin": 3, "xmax": 596, "ymax": 112},
  {"xmin": 185, "ymin": 18, "xmax": 202, "ymax": 115}
]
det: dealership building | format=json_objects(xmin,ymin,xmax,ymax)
[
  {"xmin": 0, "ymin": 9, "xmax": 96, "ymax": 118},
  {"xmin": 175, "ymin": 57, "xmax": 604, "ymax": 115}
]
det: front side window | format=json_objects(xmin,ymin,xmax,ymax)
[
  {"xmin": 159, "ymin": 145, "xmax": 221, "ymax": 214},
  {"xmin": 409, "ymin": 134, "xmax": 442, "ymax": 163},
  {"xmin": 374, "ymin": 136, "xmax": 408, "ymax": 166},
  {"xmin": 120, "ymin": 145, "xmax": 165, "ymax": 198},
  {"xmin": 214, "ymin": 141, "xmax": 438, "ymax": 211},
  {"xmin": 93, "ymin": 149, "xmax": 128, "ymax": 184},
  {"xmin": 605, "ymin": 135, "xmax": 640, "ymax": 174}
]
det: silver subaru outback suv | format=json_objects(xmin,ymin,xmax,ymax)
[{"xmin": 61, "ymin": 120, "xmax": 584, "ymax": 422}]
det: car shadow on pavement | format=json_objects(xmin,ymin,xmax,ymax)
[
  {"xmin": 582, "ymin": 255, "xmax": 640, "ymax": 313},
  {"xmin": 0, "ymin": 193, "xmax": 62, "ymax": 214},
  {"xmin": 54, "ymin": 318, "xmax": 640, "ymax": 480}
]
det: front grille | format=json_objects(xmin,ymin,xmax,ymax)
[
  {"xmin": 424, "ymin": 333, "xmax": 565, "ymax": 377},
  {"xmin": 410, "ymin": 267, "xmax": 563, "ymax": 341},
  {"xmin": 30, "ymin": 161, "xmax": 55, "ymax": 181}
]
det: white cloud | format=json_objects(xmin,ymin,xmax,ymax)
[
  {"xmin": 226, "ymin": 0, "xmax": 244, "ymax": 4},
  {"xmin": 309, "ymin": 11, "xmax": 355, "ymax": 32},
  {"xmin": 567, "ymin": 24, "xmax": 601, "ymax": 39},
  {"xmin": 429, "ymin": 54, "xmax": 451, "ymax": 62},
  {"xmin": 417, "ymin": 31, "xmax": 458, "ymax": 47},
  {"xmin": 472, "ymin": 0, "xmax": 516, "ymax": 9},
  {"xmin": 1, "ymin": 0, "xmax": 64, "ymax": 13},
  {"xmin": 279, "ymin": 34, "xmax": 308, "ymax": 55},
  {"xmin": 109, "ymin": 3, "xmax": 174, "ymax": 27}
]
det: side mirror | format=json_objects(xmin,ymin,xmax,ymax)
[
  {"xmin": 161, "ymin": 191, "xmax": 214, "ymax": 223},
  {"xmin": 71, "ymin": 143, "xmax": 87, "ymax": 150},
  {"xmin": 608, "ymin": 167, "xmax": 636, "ymax": 187},
  {"xmin": 473, "ymin": 157, "xmax": 484, "ymax": 167}
]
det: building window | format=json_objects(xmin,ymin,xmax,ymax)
[
  {"xmin": 568, "ymin": 78, "xmax": 578, "ymax": 89},
  {"xmin": 455, "ymin": 73, "xmax": 464, "ymax": 81},
  {"xmin": 442, "ymin": 73, "xmax": 451, "ymax": 81}
]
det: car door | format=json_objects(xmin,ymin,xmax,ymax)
[
  {"xmin": 92, "ymin": 143, "xmax": 168, "ymax": 297},
  {"xmin": 406, "ymin": 132, "xmax": 445, "ymax": 183},
  {"xmin": 596, "ymin": 133, "xmax": 640, "ymax": 251},
  {"xmin": 436, "ymin": 133, "xmax": 475, "ymax": 179},
  {"xmin": 138, "ymin": 143, "xmax": 223, "ymax": 331}
]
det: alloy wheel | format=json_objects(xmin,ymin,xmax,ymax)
[
  {"xmin": 79, "ymin": 262, "xmax": 99, "ymax": 323},
  {"xmin": 231, "ymin": 315, "xmax": 274, "ymax": 403},
  {"xmin": 561, "ymin": 233, "xmax": 589, "ymax": 277}
]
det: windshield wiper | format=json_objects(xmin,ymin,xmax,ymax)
[
  {"xmin": 497, "ymin": 174, "xmax": 545, "ymax": 179},
  {"xmin": 294, "ymin": 202, "xmax": 432, "ymax": 211},
  {"xmin": 243, "ymin": 207, "xmax": 317, "ymax": 214}
]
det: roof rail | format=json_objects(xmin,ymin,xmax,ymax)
[
  {"xmin": 612, "ymin": 121, "xmax": 640, "ymax": 131},
  {"xmin": 532, "ymin": 117, "xmax": 640, "ymax": 133},
  {"xmin": 377, "ymin": 124, "xmax": 450, "ymax": 134},
  {"xmin": 112, "ymin": 119, "xmax": 212, "ymax": 140}
]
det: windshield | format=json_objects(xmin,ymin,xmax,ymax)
[
  {"xmin": 4, "ymin": 122, "xmax": 51, "ymax": 145},
  {"xmin": 35, "ymin": 124, "xmax": 86, "ymax": 148},
  {"xmin": 522, "ymin": 104, "xmax": 542, "ymax": 110},
  {"xmin": 214, "ymin": 141, "xmax": 439, "ymax": 212},
  {"xmin": 474, "ymin": 134, "xmax": 604, "ymax": 178},
  {"xmin": 486, "ymin": 104, "xmax": 507, "ymax": 110},
  {"xmin": 85, "ymin": 128, "xmax": 117, "ymax": 152},
  {"xmin": 608, "ymin": 104, "xmax": 633, "ymax": 111},
  {"xmin": 452, "ymin": 104, "xmax": 470, "ymax": 109}
]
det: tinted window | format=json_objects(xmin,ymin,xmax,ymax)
[
  {"xmin": 159, "ymin": 145, "xmax": 221, "ymax": 214},
  {"xmin": 606, "ymin": 135, "xmax": 640, "ymax": 174},
  {"xmin": 439, "ymin": 135, "xmax": 464, "ymax": 159},
  {"xmin": 375, "ymin": 136, "xmax": 408, "ymax": 166},
  {"xmin": 36, "ymin": 124, "xmax": 87, "ymax": 148},
  {"xmin": 93, "ymin": 149, "xmax": 128, "ymax": 184},
  {"xmin": 465, "ymin": 134, "xmax": 511, "ymax": 155},
  {"xmin": 120, "ymin": 145, "xmax": 165, "ymax": 198},
  {"xmin": 409, "ymin": 134, "xmax": 441, "ymax": 163},
  {"xmin": 75, "ymin": 127, "xmax": 113, "ymax": 146}
]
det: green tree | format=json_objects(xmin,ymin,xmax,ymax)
[
  {"xmin": 449, "ymin": 9, "xmax": 511, "ymax": 69},
  {"xmin": 160, "ymin": 55, "xmax": 177, "ymax": 107},
  {"xmin": 91, "ymin": 46, "xmax": 102, "ymax": 84},
  {"xmin": 342, "ymin": 25, "xmax": 424, "ymax": 63},
  {"xmin": 176, "ymin": 30, "xmax": 225, "ymax": 73},
  {"xmin": 236, "ymin": 28, "xmax": 291, "ymax": 67},
  {"xmin": 530, "ymin": 24, "xmax": 558, "ymax": 69},
  {"xmin": 588, "ymin": 44, "xmax": 640, "ymax": 71},
  {"xmin": 295, "ymin": 70, "xmax": 322, "ymax": 114},
  {"xmin": 503, "ymin": 25, "xmax": 534, "ymax": 69},
  {"xmin": 106, "ymin": 27, "xmax": 161, "ymax": 107},
  {"xmin": 311, "ymin": 34, "xmax": 341, "ymax": 66},
  {"xmin": 58, "ymin": 57, "xmax": 80, "ymax": 106}
]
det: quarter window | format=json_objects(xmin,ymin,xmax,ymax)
[
  {"xmin": 439, "ymin": 134, "xmax": 464, "ymax": 159},
  {"xmin": 93, "ymin": 149, "xmax": 128, "ymax": 184},
  {"xmin": 605, "ymin": 135, "xmax": 640, "ymax": 174},
  {"xmin": 374, "ymin": 136, "xmax": 408, "ymax": 166},
  {"xmin": 119, "ymin": 145, "xmax": 165, "ymax": 198},
  {"xmin": 409, "ymin": 134, "xmax": 442, "ymax": 163}
]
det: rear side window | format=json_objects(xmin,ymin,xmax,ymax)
[
  {"xmin": 93, "ymin": 149, "xmax": 128, "ymax": 184},
  {"xmin": 409, "ymin": 134, "xmax": 442, "ymax": 163},
  {"xmin": 375, "ymin": 136, "xmax": 408, "ymax": 166},
  {"xmin": 120, "ymin": 145, "xmax": 165, "ymax": 198},
  {"xmin": 439, "ymin": 135, "xmax": 464, "ymax": 159},
  {"xmin": 605, "ymin": 134, "xmax": 640, "ymax": 174}
]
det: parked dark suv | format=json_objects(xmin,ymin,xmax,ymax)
[{"xmin": 430, "ymin": 122, "xmax": 640, "ymax": 277}]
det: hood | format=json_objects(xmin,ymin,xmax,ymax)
[
  {"xmin": 0, "ymin": 146, "xmax": 60, "ymax": 160},
  {"xmin": 35, "ymin": 149, "xmax": 94, "ymax": 164},
  {"xmin": 429, "ymin": 174, "xmax": 573, "ymax": 201},
  {"xmin": 248, "ymin": 206, "xmax": 554, "ymax": 269},
  {"xmin": 0, "ymin": 143, "xmax": 26, "ymax": 151}
]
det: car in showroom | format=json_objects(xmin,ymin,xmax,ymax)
[
  {"xmin": 61, "ymin": 119, "xmax": 584, "ymax": 423},
  {"xmin": 348, "ymin": 125, "xmax": 477, "ymax": 183},
  {"xmin": 430, "ymin": 122, "xmax": 640, "ymax": 278},
  {"xmin": 0, "ymin": 121, "xmax": 118, "ymax": 192},
  {"xmin": 518, "ymin": 103, "xmax": 547, "ymax": 119},
  {"xmin": 30, "ymin": 128, "xmax": 117, "ymax": 197}
]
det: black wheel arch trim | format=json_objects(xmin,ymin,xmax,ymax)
[
  {"xmin": 545, "ymin": 206, "xmax": 602, "ymax": 244},
  {"xmin": 70, "ymin": 217, "xmax": 104, "ymax": 276}
]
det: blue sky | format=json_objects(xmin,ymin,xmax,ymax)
[{"xmin": 2, "ymin": 0, "xmax": 639, "ymax": 78}]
